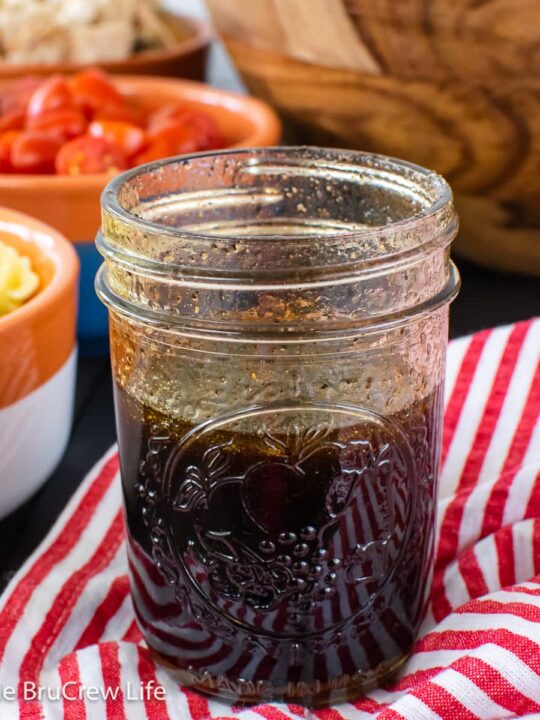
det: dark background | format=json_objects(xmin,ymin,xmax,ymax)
[{"xmin": 1, "ymin": 258, "xmax": 539, "ymax": 590}]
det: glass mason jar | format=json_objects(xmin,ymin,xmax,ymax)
[{"xmin": 96, "ymin": 147, "xmax": 459, "ymax": 707}]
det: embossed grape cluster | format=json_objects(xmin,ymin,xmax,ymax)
[{"xmin": 256, "ymin": 525, "xmax": 344, "ymax": 626}]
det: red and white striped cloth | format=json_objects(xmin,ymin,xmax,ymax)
[{"xmin": 2, "ymin": 318, "xmax": 540, "ymax": 720}]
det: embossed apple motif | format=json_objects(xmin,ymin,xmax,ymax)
[{"xmin": 242, "ymin": 455, "xmax": 339, "ymax": 534}]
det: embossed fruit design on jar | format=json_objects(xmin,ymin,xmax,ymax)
[{"xmin": 97, "ymin": 147, "xmax": 459, "ymax": 706}]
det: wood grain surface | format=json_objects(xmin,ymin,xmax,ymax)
[{"xmin": 207, "ymin": 0, "xmax": 540, "ymax": 274}]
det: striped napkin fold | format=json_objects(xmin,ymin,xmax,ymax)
[{"xmin": 1, "ymin": 318, "xmax": 540, "ymax": 720}]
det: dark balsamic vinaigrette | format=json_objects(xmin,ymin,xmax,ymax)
[{"xmin": 115, "ymin": 382, "xmax": 442, "ymax": 706}]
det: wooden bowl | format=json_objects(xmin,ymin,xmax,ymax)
[
  {"xmin": 207, "ymin": 0, "xmax": 540, "ymax": 275},
  {"xmin": 0, "ymin": 13, "xmax": 210, "ymax": 81}
]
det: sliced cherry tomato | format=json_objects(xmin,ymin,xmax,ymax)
[
  {"xmin": 147, "ymin": 105, "xmax": 225, "ymax": 150},
  {"xmin": 131, "ymin": 139, "xmax": 173, "ymax": 166},
  {"xmin": 0, "ymin": 76, "xmax": 42, "ymax": 115},
  {"xmin": 0, "ymin": 110, "xmax": 25, "ymax": 133},
  {"xmin": 27, "ymin": 107, "xmax": 87, "ymax": 140},
  {"xmin": 10, "ymin": 132, "xmax": 62, "ymax": 173},
  {"xmin": 93, "ymin": 102, "xmax": 146, "ymax": 127},
  {"xmin": 147, "ymin": 104, "xmax": 191, "ymax": 133},
  {"xmin": 69, "ymin": 68, "xmax": 124, "ymax": 114},
  {"xmin": 88, "ymin": 120, "xmax": 147, "ymax": 159},
  {"xmin": 55, "ymin": 135, "xmax": 128, "ymax": 175},
  {"xmin": 130, "ymin": 123, "xmax": 202, "ymax": 167},
  {"xmin": 0, "ymin": 131, "xmax": 21, "ymax": 172},
  {"xmin": 27, "ymin": 76, "xmax": 73, "ymax": 117},
  {"xmin": 148, "ymin": 123, "xmax": 198, "ymax": 154},
  {"xmin": 130, "ymin": 126, "xmax": 199, "ymax": 168}
]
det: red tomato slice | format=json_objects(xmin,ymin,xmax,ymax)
[
  {"xmin": 148, "ymin": 124, "xmax": 199, "ymax": 154},
  {"xmin": 10, "ymin": 132, "xmax": 63, "ymax": 173},
  {"xmin": 0, "ymin": 76, "xmax": 42, "ymax": 115},
  {"xmin": 147, "ymin": 105, "xmax": 225, "ymax": 150},
  {"xmin": 93, "ymin": 102, "xmax": 146, "ymax": 127},
  {"xmin": 130, "ymin": 125, "xmax": 200, "ymax": 168},
  {"xmin": 88, "ymin": 120, "xmax": 147, "ymax": 159},
  {"xmin": 55, "ymin": 135, "xmax": 128, "ymax": 175},
  {"xmin": 0, "ymin": 131, "xmax": 21, "ymax": 172},
  {"xmin": 147, "ymin": 104, "xmax": 192, "ymax": 134},
  {"xmin": 69, "ymin": 68, "xmax": 125, "ymax": 113},
  {"xmin": 27, "ymin": 107, "xmax": 87, "ymax": 140},
  {"xmin": 0, "ymin": 110, "xmax": 25, "ymax": 133},
  {"xmin": 27, "ymin": 76, "xmax": 73, "ymax": 117},
  {"xmin": 130, "ymin": 139, "xmax": 173, "ymax": 167}
]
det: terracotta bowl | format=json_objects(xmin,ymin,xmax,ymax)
[
  {"xmin": 0, "ymin": 13, "xmax": 211, "ymax": 82},
  {"xmin": 0, "ymin": 206, "xmax": 78, "ymax": 518},
  {"xmin": 0, "ymin": 75, "xmax": 282, "ymax": 354}
]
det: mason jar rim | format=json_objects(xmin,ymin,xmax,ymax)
[
  {"xmin": 97, "ymin": 147, "xmax": 459, "ymax": 340},
  {"xmin": 99, "ymin": 146, "xmax": 455, "ymax": 280}
]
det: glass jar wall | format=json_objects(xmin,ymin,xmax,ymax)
[{"xmin": 97, "ymin": 147, "xmax": 459, "ymax": 706}]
